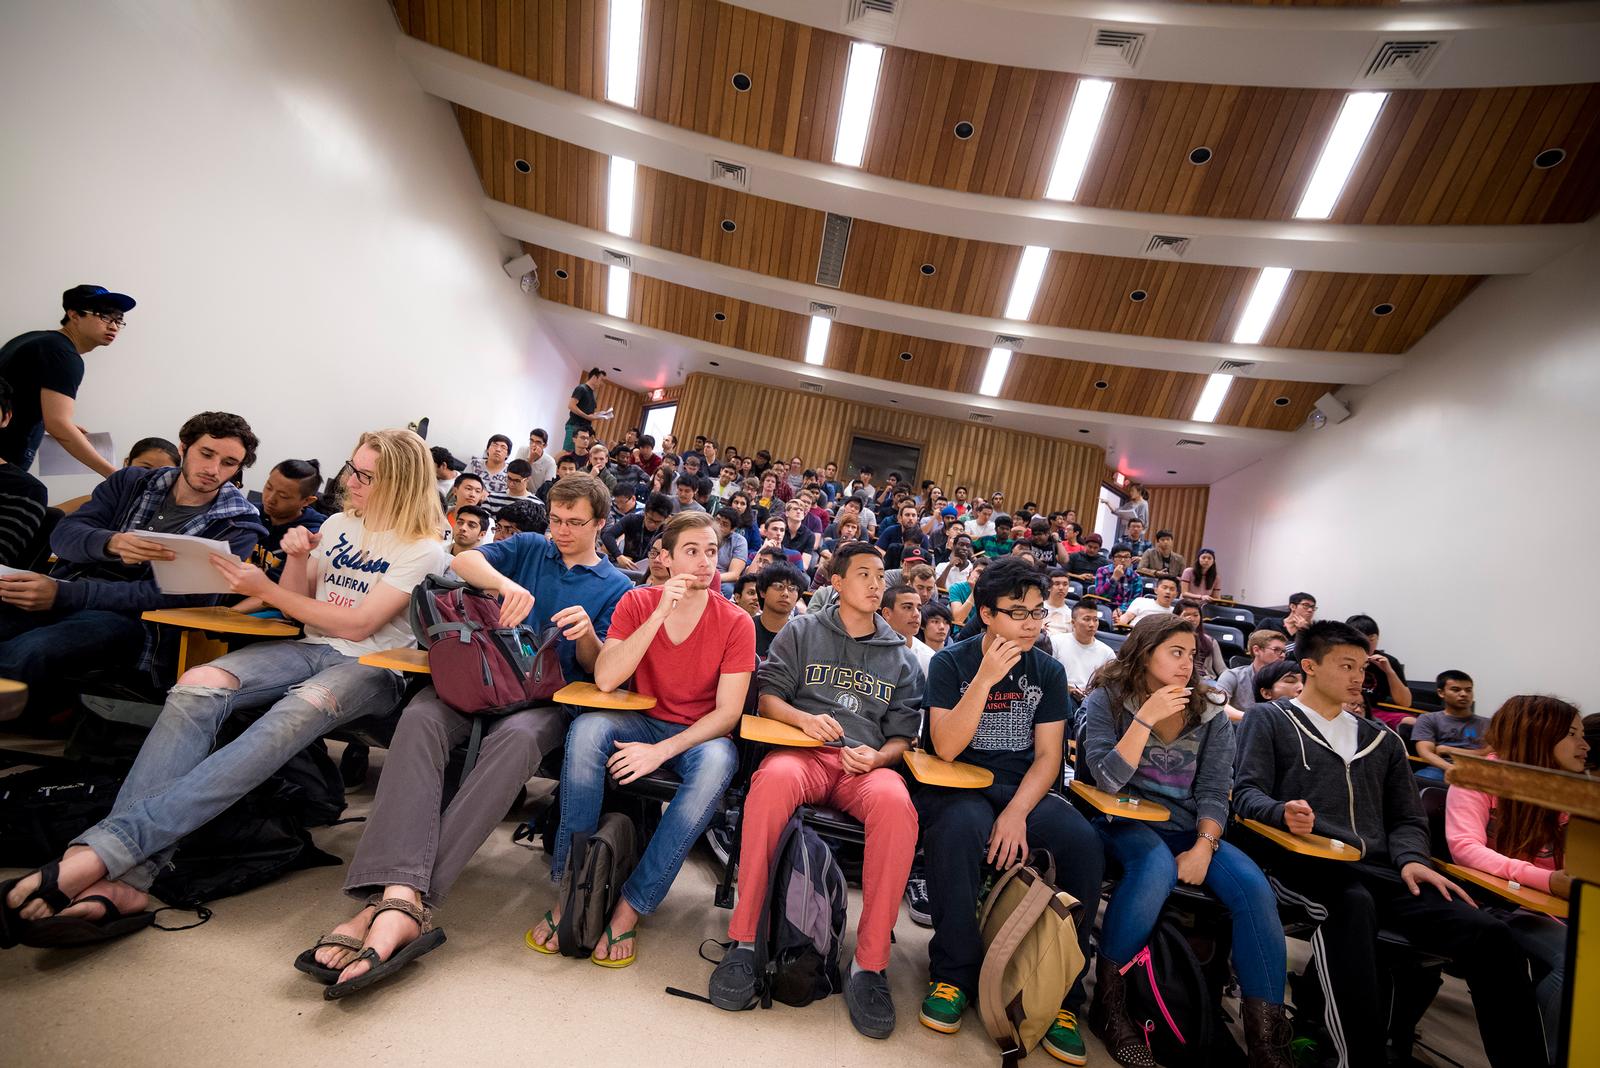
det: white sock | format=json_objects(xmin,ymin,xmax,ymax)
[
  {"xmin": 852, "ymin": 957, "xmax": 878, "ymax": 977},
  {"xmin": 731, "ymin": 940, "xmax": 752, "ymax": 952}
]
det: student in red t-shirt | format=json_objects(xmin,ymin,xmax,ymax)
[{"xmin": 529, "ymin": 511, "xmax": 754, "ymax": 968}]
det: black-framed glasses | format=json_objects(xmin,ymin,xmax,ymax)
[
  {"xmin": 90, "ymin": 311, "xmax": 126, "ymax": 328},
  {"xmin": 339, "ymin": 461, "xmax": 375, "ymax": 487},
  {"xmin": 548, "ymin": 516, "xmax": 597, "ymax": 531},
  {"xmin": 994, "ymin": 606, "xmax": 1049, "ymax": 621}
]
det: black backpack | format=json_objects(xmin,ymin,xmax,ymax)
[
  {"xmin": 1120, "ymin": 907, "xmax": 1245, "ymax": 1068},
  {"xmin": 0, "ymin": 765, "xmax": 123, "ymax": 867},
  {"xmin": 753, "ymin": 814, "xmax": 849, "ymax": 1008}
]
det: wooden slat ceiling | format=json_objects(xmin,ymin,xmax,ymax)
[
  {"xmin": 525, "ymin": 243, "xmax": 1331, "ymax": 431},
  {"xmin": 459, "ymin": 108, "xmax": 1482, "ymax": 353},
  {"xmin": 396, "ymin": 0, "xmax": 1600, "ymax": 225}
]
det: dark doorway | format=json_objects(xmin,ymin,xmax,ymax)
[{"xmin": 846, "ymin": 434, "xmax": 922, "ymax": 491}]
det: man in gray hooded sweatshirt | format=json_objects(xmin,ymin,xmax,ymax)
[{"xmin": 708, "ymin": 542, "xmax": 923, "ymax": 1039}]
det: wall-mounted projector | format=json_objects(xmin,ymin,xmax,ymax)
[
  {"xmin": 1310, "ymin": 391, "xmax": 1351, "ymax": 429},
  {"xmin": 503, "ymin": 254, "xmax": 538, "ymax": 293}
]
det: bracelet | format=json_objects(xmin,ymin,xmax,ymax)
[
  {"xmin": 1133, "ymin": 716, "xmax": 1156, "ymax": 731},
  {"xmin": 1199, "ymin": 831, "xmax": 1221, "ymax": 852}
]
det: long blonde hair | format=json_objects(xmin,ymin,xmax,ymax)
[{"xmin": 347, "ymin": 429, "xmax": 445, "ymax": 543}]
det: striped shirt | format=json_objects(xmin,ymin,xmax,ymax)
[{"xmin": 0, "ymin": 461, "xmax": 49, "ymax": 568}]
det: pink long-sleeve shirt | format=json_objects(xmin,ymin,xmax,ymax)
[{"xmin": 1445, "ymin": 775, "xmax": 1565, "ymax": 894}]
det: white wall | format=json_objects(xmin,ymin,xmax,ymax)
[
  {"xmin": 1204, "ymin": 228, "xmax": 1600, "ymax": 710},
  {"xmin": 0, "ymin": 0, "xmax": 580, "ymax": 500}
]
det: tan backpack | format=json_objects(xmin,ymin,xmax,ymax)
[{"xmin": 977, "ymin": 850, "xmax": 1086, "ymax": 1066}]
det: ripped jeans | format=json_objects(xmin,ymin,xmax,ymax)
[{"xmin": 73, "ymin": 639, "xmax": 402, "ymax": 890}]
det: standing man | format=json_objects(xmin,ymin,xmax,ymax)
[
  {"xmin": 0, "ymin": 285, "xmax": 133, "ymax": 477},
  {"xmin": 563, "ymin": 368, "xmax": 611, "ymax": 451}
]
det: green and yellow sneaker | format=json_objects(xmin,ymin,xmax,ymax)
[
  {"xmin": 919, "ymin": 981, "xmax": 969, "ymax": 1034},
  {"xmin": 1042, "ymin": 1009, "xmax": 1089, "ymax": 1065}
]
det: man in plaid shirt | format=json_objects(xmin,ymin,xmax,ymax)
[{"xmin": 1093, "ymin": 543, "xmax": 1144, "ymax": 612}]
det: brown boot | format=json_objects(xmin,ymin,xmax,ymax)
[
  {"xmin": 1242, "ymin": 996, "xmax": 1294, "ymax": 1068},
  {"xmin": 1089, "ymin": 955, "xmax": 1154, "ymax": 1068}
]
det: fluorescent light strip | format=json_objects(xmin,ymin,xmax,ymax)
[
  {"xmin": 978, "ymin": 347, "xmax": 1011, "ymax": 397},
  {"xmin": 1295, "ymin": 92, "xmax": 1387, "ymax": 220},
  {"xmin": 832, "ymin": 42, "xmax": 885, "ymax": 168},
  {"xmin": 606, "ymin": 266, "xmax": 631, "ymax": 319},
  {"xmin": 605, "ymin": 0, "xmax": 644, "ymax": 108},
  {"xmin": 1232, "ymin": 266, "xmax": 1293, "ymax": 345},
  {"xmin": 804, "ymin": 314, "xmax": 832, "ymax": 365},
  {"xmin": 606, "ymin": 156, "xmax": 636, "ymax": 238},
  {"xmin": 1191, "ymin": 373, "xmax": 1234, "ymax": 423},
  {"xmin": 1043, "ymin": 78, "xmax": 1113, "ymax": 202},
  {"xmin": 1003, "ymin": 245, "xmax": 1051, "ymax": 321}
]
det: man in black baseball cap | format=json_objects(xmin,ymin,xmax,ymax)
[{"xmin": 0, "ymin": 284, "xmax": 136, "ymax": 477}]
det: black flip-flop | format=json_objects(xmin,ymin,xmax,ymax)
[
  {"xmin": 324, "ymin": 897, "xmax": 446, "ymax": 1000},
  {"xmin": 294, "ymin": 933, "xmax": 367, "ymax": 984},
  {"xmin": 21, "ymin": 894, "xmax": 158, "ymax": 948},
  {"xmin": 1, "ymin": 860, "xmax": 72, "ymax": 949}
]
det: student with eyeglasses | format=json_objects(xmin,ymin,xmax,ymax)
[
  {"xmin": 914, "ymin": 557, "xmax": 1102, "ymax": 1063},
  {"xmin": 0, "ymin": 284, "xmax": 135, "ymax": 477}
]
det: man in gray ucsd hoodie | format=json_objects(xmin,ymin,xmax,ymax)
[
  {"xmin": 1233, "ymin": 621, "xmax": 1543, "ymax": 1068},
  {"xmin": 707, "ymin": 542, "xmax": 922, "ymax": 1040}
]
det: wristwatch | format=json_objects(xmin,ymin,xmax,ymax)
[{"xmin": 1198, "ymin": 831, "xmax": 1221, "ymax": 853}]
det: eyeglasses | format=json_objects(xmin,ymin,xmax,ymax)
[
  {"xmin": 90, "ymin": 311, "xmax": 126, "ymax": 328},
  {"xmin": 767, "ymin": 582, "xmax": 800, "ymax": 595},
  {"xmin": 993, "ymin": 606, "xmax": 1049, "ymax": 621},
  {"xmin": 507, "ymin": 475, "xmax": 528, "ymax": 487},
  {"xmin": 340, "ymin": 461, "xmax": 375, "ymax": 487},
  {"xmin": 548, "ymin": 516, "xmax": 597, "ymax": 531}
]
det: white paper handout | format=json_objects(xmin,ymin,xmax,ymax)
[
  {"xmin": 39, "ymin": 432, "xmax": 115, "ymax": 476},
  {"xmin": 141, "ymin": 532, "xmax": 239, "ymax": 595}
]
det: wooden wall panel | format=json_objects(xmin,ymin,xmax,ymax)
[
  {"xmin": 672, "ymin": 373, "xmax": 1106, "ymax": 515},
  {"xmin": 591, "ymin": 378, "xmax": 646, "ymax": 441},
  {"xmin": 1146, "ymin": 485, "xmax": 1212, "ymax": 566}
]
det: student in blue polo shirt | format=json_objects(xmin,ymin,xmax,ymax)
[{"xmin": 300, "ymin": 472, "xmax": 631, "ymax": 997}]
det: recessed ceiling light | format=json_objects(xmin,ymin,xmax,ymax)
[
  {"xmin": 978, "ymin": 347, "xmax": 1011, "ymax": 397},
  {"xmin": 1129, "ymin": 289, "xmax": 1148, "ymax": 303},
  {"xmin": 611, "ymin": 366, "xmax": 622, "ymax": 373},
  {"xmin": 889, "ymin": 399, "xmax": 898, "ymax": 404},
  {"xmin": 604, "ymin": 0, "xmax": 644, "ymax": 108},
  {"xmin": 513, "ymin": 158, "xmax": 532, "ymax": 174},
  {"xmin": 1534, "ymin": 147, "xmax": 1566, "ymax": 170},
  {"xmin": 713, "ymin": 311, "xmax": 727, "ymax": 322},
  {"xmin": 720, "ymin": 219, "xmax": 737, "ymax": 233},
  {"xmin": 708, "ymin": 361, "xmax": 720, "ymax": 367},
  {"xmin": 1094, "ymin": 380, "xmax": 1109, "ymax": 390},
  {"xmin": 554, "ymin": 268, "xmax": 569, "ymax": 280},
  {"xmin": 1166, "ymin": 469, "xmax": 1177, "ymax": 475},
  {"xmin": 899, "ymin": 351, "xmax": 913, "ymax": 361},
  {"xmin": 804, "ymin": 314, "xmax": 831, "ymax": 366},
  {"xmin": 1371, "ymin": 302, "xmax": 1395, "ymax": 317},
  {"xmin": 833, "ymin": 41, "xmax": 885, "ymax": 168},
  {"xmin": 731, "ymin": 72, "xmax": 751, "ymax": 93},
  {"xmin": 954, "ymin": 121, "xmax": 975, "ymax": 140},
  {"xmin": 606, "ymin": 265, "xmax": 630, "ymax": 319},
  {"xmin": 920, "ymin": 263, "xmax": 936, "ymax": 276},
  {"xmin": 1044, "ymin": 78, "xmax": 1113, "ymax": 202},
  {"xmin": 1187, "ymin": 147, "xmax": 1212, "ymax": 166},
  {"xmin": 1232, "ymin": 266, "xmax": 1293, "ymax": 345},
  {"xmin": 606, "ymin": 156, "xmax": 636, "ymax": 238},
  {"xmin": 1078, "ymin": 428, "xmax": 1091, "ymax": 434},
  {"xmin": 1002, "ymin": 245, "xmax": 1051, "ymax": 321},
  {"xmin": 1295, "ymin": 92, "xmax": 1387, "ymax": 219},
  {"xmin": 1192, "ymin": 373, "xmax": 1233, "ymax": 423},
  {"xmin": 1273, "ymin": 396, "xmax": 1291, "ymax": 406}
]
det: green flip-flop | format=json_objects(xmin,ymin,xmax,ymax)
[
  {"xmin": 524, "ymin": 911, "xmax": 561, "ymax": 955},
  {"xmin": 590, "ymin": 924, "xmax": 636, "ymax": 969}
]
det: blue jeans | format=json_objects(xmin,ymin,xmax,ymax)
[
  {"xmin": 552, "ymin": 710, "xmax": 737, "ymax": 915},
  {"xmin": 1096, "ymin": 819, "xmax": 1287, "ymax": 1002},
  {"xmin": 74, "ymin": 639, "xmax": 403, "ymax": 890},
  {"xmin": 1489, "ymin": 905, "xmax": 1566, "ymax": 1064},
  {"xmin": 0, "ymin": 606, "xmax": 146, "ymax": 695},
  {"xmin": 1414, "ymin": 765, "xmax": 1446, "ymax": 782}
]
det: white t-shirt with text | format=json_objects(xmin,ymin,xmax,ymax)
[{"xmin": 301, "ymin": 511, "xmax": 449, "ymax": 658}]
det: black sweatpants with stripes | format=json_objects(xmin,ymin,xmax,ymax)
[{"xmin": 1269, "ymin": 855, "xmax": 1546, "ymax": 1068}]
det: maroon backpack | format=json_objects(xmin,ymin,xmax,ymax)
[{"xmin": 408, "ymin": 574, "xmax": 567, "ymax": 719}]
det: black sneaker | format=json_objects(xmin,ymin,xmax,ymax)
[
  {"xmin": 708, "ymin": 945, "xmax": 757, "ymax": 1011},
  {"xmin": 704, "ymin": 823, "xmax": 734, "ymax": 868},
  {"xmin": 845, "ymin": 966, "xmax": 897, "ymax": 1039},
  {"xmin": 904, "ymin": 877, "xmax": 931, "ymax": 927}
]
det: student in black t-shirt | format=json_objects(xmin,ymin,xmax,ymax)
[
  {"xmin": 914, "ymin": 558, "xmax": 1102, "ymax": 1060},
  {"xmin": 235, "ymin": 460, "xmax": 327, "ymax": 613},
  {"xmin": 0, "ymin": 378, "xmax": 50, "ymax": 569},
  {"xmin": 563, "ymin": 367, "xmax": 610, "ymax": 451},
  {"xmin": 0, "ymin": 284, "xmax": 134, "ymax": 477},
  {"xmin": 752, "ymin": 562, "xmax": 805, "ymax": 658}
]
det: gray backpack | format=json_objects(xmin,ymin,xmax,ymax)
[{"xmin": 555, "ymin": 812, "xmax": 640, "ymax": 958}]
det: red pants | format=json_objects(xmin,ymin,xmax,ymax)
[{"xmin": 727, "ymin": 747, "xmax": 918, "ymax": 971}]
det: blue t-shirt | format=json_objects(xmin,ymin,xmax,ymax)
[
  {"xmin": 925, "ymin": 633, "xmax": 1071, "ymax": 787},
  {"xmin": 475, "ymin": 533, "xmax": 633, "ymax": 681}
]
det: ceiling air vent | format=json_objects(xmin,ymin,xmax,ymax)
[
  {"xmin": 797, "ymin": 380, "xmax": 825, "ymax": 394},
  {"xmin": 993, "ymin": 334, "xmax": 1024, "ymax": 350},
  {"xmin": 1142, "ymin": 234, "xmax": 1191, "ymax": 260},
  {"xmin": 600, "ymin": 249, "xmax": 631, "ymax": 269},
  {"xmin": 1359, "ymin": 39, "xmax": 1445, "ymax": 87},
  {"xmin": 808, "ymin": 301, "xmax": 839, "ymax": 318},
  {"xmin": 815, "ymin": 213, "xmax": 854, "ymax": 289},
  {"xmin": 601, "ymin": 333, "xmax": 630, "ymax": 348},
  {"xmin": 1215, "ymin": 359, "xmax": 1255, "ymax": 374},
  {"xmin": 708, "ymin": 158, "xmax": 750, "ymax": 191},
  {"xmin": 1175, "ymin": 438, "xmax": 1206, "ymax": 448},
  {"xmin": 1082, "ymin": 27, "xmax": 1147, "ymax": 76},
  {"xmin": 968, "ymin": 412, "xmax": 995, "ymax": 424},
  {"xmin": 842, "ymin": 0, "xmax": 898, "ymax": 42}
]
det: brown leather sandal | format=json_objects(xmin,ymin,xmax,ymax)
[{"xmin": 323, "ymin": 897, "xmax": 446, "ymax": 1000}]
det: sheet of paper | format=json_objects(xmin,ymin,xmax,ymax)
[
  {"xmin": 38, "ymin": 431, "xmax": 115, "ymax": 476},
  {"xmin": 141, "ymin": 531, "xmax": 239, "ymax": 595},
  {"xmin": 0, "ymin": 564, "xmax": 32, "ymax": 578}
]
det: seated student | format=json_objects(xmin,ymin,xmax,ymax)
[
  {"xmin": 901, "ymin": 561, "xmax": 940, "ymax": 606},
  {"xmin": 915, "ymin": 558, "xmax": 1102, "ymax": 1063},
  {"xmin": 671, "ymin": 472, "xmax": 706, "ymax": 514},
  {"xmin": 946, "ymin": 555, "xmax": 988, "ymax": 626},
  {"xmin": 445, "ymin": 472, "xmax": 488, "ymax": 524},
  {"xmin": 500, "ymin": 458, "xmax": 535, "ymax": 511},
  {"xmin": 752, "ymin": 562, "xmax": 805, "ymax": 658},
  {"xmin": 123, "ymin": 436, "xmax": 180, "ymax": 470},
  {"xmin": 469, "ymin": 434, "xmax": 512, "ymax": 506},
  {"xmin": 1411, "ymin": 670, "xmax": 1488, "ymax": 782},
  {"xmin": 603, "ymin": 490, "xmax": 671, "ymax": 572},
  {"xmin": 1180, "ymin": 548, "xmax": 1219, "ymax": 603},
  {"xmin": 919, "ymin": 600, "xmax": 953, "ymax": 653},
  {"xmin": 1243, "ymin": 659, "xmax": 1304, "ymax": 710},
  {"xmin": 302, "ymin": 473, "xmax": 632, "ymax": 995},
  {"xmin": 1258, "ymin": 591, "xmax": 1315, "ymax": 641},
  {"xmin": 880, "ymin": 583, "xmax": 935, "ymax": 677},
  {"xmin": 1053, "ymin": 600, "xmax": 1117, "ymax": 702},
  {"xmin": 1446, "ymin": 695, "xmax": 1586, "ymax": 1065},
  {"xmin": 536, "ymin": 453, "xmax": 579, "ymax": 502},
  {"xmin": 0, "ymin": 412, "xmax": 267, "ymax": 702},
  {"xmin": 517, "ymin": 427, "xmax": 557, "ymax": 489},
  {"xmin": 1233, "ymin": 620, "xmax": 1544, "ymax": 1068},
  {"xmin": 1176, "ymin": 600, "xmax": 1225, "ymax": 679},
  {"xmin": 780, "ymin": 498, "xmax": 820, "ymax": 568},
  {"xmin": 1082, "ymin": 615, "xmax": 1292, "ymax": 1067},
  {"xmin": 1346, "ymin": 613, "xmax": 1410, "ymax": 726},
  {"xmin": 730, "ymin": 569, "xmax": 760, "ymax": 616},
  {"xmin": 232, "ymin": 458, "xmax": 327, "ymax": 614},
  {"xmin": 1094, "ymin": 544, "xmax": 1144, "ymax": 615},
  {"xmin": 430, "ymin": 445, "xmax": 465, "ymax": 498},
  {"xmin": 447, "ymin": 504, "xmax": 490, "ymax": 556},
  {"xmin": 492, "ymin": 498, "xmax": 546, "ymax": 542},
  {"xmin": 1056, "ymin": 520, "xmax": 1084, "ymax": 557},
  {"xmin": 819, "ymin": 512, "xmax": 864, "ymax": 564},
  {"xmin": 877, "ymin": 501, "xmax": 930, "ymax": 569},
  {"xmin": 714, "ymin": 507, "xmax": 749, "ymax": 594},
  {"xmin": 608, "ymin": 481, "xmax": 642, "ymax": 523},
  {"xmin": 583, "ymin": 443, "xmax": 617, "ymax": 493},
  {"xmin": 1215, "ymin": 629, "xmax": 1287, "ymax": 709},
  {"xmin": 1122, "ymin": 518, "xmax": 1152, "ymax": 560},
  {"xmin": 530, "ymin": 511, "xmax": 753, "ymax": 967},
  {"xmin": 0, "ymin": 378, "xmax": 50, "ymax": 569},
  {"xmin": 1115, "ymin": 574, "xmax": 1178, "ymax": 628},
  {"xmin": 1021, "ymin": 516, "xmax": 1066, "ymax": 569},
  {"xmin": 1066, "ymin": 533, "xmax": 1108, "ymax": 582},
  {"xmin": 709, "ymin": 541, "xmax": 922, "ymax": 1036},
  {"xmin": 972, "ymin": 513, "xmax": 1016, "ymax": 558},
  {"xmin": 633, "ymin": 433, "xmax": 661, "ymax": 479},
  {"xmin": 936, "ymin": 532, "xmax": 976, "ymax": 589},
  {"xmin": 4, "ymin": 430, "xmax": 443, "ymax": 941},
  {"xmin": 1135, "ymin": 529, "xmax": 1185, "ymax": 581},
  {"xmin": 963, "ymin": 501, "xmax": 996, "ymax": 540},
  {"xmin": 1042, "ymin": 569, "xmax": 1075, "ymax": 636}
]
